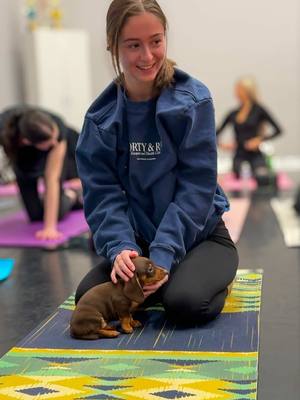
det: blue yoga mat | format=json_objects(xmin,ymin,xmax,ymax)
[{"xmin": 0, "ymin": 258, "xmax": 14, "ymax": 281}]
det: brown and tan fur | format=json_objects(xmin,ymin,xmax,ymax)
[{"xmin": 70, "ymin": 256, "xmax": 167, "ymax": 339}]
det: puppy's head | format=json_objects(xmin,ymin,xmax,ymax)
[{"xmin": 123, "ymin": 256, "xmax": 168, "ymax": 303}]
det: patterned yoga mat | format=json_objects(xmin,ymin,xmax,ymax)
[{"xmin": 0, "ymin": 270, "xmax": 263, "ymax": 399}]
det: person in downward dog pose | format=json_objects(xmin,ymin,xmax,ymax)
[{"xmin": 0, "ymin": 106, "xmax": 82, "ymax": 240}]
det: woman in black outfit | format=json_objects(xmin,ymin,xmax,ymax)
[
  {"xmin": 0, "ymin": 106, "xmax": 82, "ymax": 240},
  {"xmin": 217, "ymin": 77, "xmax": 282, "ymax": 186}
]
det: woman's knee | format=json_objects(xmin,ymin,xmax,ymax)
[{"xmin": 162, "ymin": 289, "xmax": 225, "ymax": 324}]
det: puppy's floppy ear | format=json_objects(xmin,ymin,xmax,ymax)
[{"xmin": 123, "ymin": 274, "xmax": 144, "ymax": 303}]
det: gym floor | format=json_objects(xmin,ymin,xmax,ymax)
[{"xmin": 0, "ymin": 175, "xmax": 299, "ymax": 400}]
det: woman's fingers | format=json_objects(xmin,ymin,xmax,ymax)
[
  {"xmin": 110, "ymin": 269, "xmax": 117, "ymax": 284},
  {"xmin": 112, "ymin": 250, "xmax": 139, "ymax": 283},
  {"xmin": 113, "ymin": 266, "xmax": 129, "ymax": 282},
  {"xmin": 143, "ymin": 274, "xmax": 169, "ymax": 297},
  {"xmin": 145, "ymin": 274, "xmax": 169, "ymax": 290},
  {"xmin": 115, "ymin": 255, "xmax": 134, "ymax": 278},
  {"xmin": 122, "ymin": 251, "xmax": 138, "ymax": 272},
  {"xmin": 35, "ymin": 228, "xmax": 63, "ymax": 240},
  {"xmin": 118, "ymin": 257, "xmax": 134, "ymax": 274},
  {"xmin": 111, "ymin": 263, "xmax": 130, "ymax": 282},
  {"xmin": 144, "ymin": 290, "xmax": 155, "ymax": 298}
]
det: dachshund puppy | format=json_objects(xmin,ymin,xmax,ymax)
[{"xmin": 70, "ymin": 256, "xmax": 167, "ymax": 339}]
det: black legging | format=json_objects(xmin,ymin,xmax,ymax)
[
  {"xmin": 62, "ymin": 128, "xmax": 79, "ymax": 181},
  {"xmin": 75, "ymin": 219, "xmax": 239, "ymax": 324},
  {"xmin": 15, "ymin": 174, "xmax": 77, "ymax": 222},
  {"xmin": 15, "ymin": 128, "xmax": 80, "ymax": 222},
  {"xmin": 233, "ymin": 149, "xmax": 273, "ymax": 186}
]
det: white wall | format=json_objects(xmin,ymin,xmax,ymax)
[
  {"xmin": 163, "ymin": 0, "xmax": 300, "ymax": 156},
  {"xmin": 0, "ymin": 0, "xmax": 23, "ymax": 109},
  {"xmin": 61, "ymin": 0, "xmax": 113, "ymax": 98},
  {"xmin": 1, "ymin": 0, "xmax": 299, "ymax": 155},
  {"xmin": 23, "ymin": 27, "xmax": 92, "ymax": 130}
]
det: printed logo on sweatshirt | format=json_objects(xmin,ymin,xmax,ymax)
[{"xmin": 129, "ymin": 141, "xmax": 161, "ymax": 161}]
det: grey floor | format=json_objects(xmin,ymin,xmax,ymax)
[{"xmin": 0, "ymin": 178, "xmax": 299, "ymax": 400}]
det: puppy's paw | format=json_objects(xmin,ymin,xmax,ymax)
[
  {"xmin": 99, "ymin": 328, "xmax": 120, "ymax": 338},
  {"xmin": 131, "ymin": 319, "xmax": 142, "ymax": 328},
  {"xmin": 122, "ymin": 325, "xmax": 134, "ymax": 334}
]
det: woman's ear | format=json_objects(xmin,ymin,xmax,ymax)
[{"xmin": 123, "ymin": 274, "xmax": 144, "ymax": 303}]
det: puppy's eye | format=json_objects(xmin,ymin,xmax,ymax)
[{"xmin": 147, "ymin": 264, "xmax": 154, "ymax": 273}]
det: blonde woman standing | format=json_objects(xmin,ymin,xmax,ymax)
[{"xmin": 217, "ymin": 77, "xmax": 282, "ymax": 185}]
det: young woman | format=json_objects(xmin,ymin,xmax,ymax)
[
  {"xmin": 0, "ymin": 106, "xmax": 82, "ymax": 240},
  {"xmin": 217, "ymin": 77, "xmax": 282, "ymax": 185},
  {"xmin": 75, "ymin": 0, "xmax": 238, "ymax": 324}
]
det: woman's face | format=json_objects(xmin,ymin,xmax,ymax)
[
  {"xmin": 234, "ymin": 83, "xmax": 250, "ymax": 104},
  {"xmin": 22, "ymin": 124, "xmax": 59, "ymax": 151},
  {"xmin": 118, "ymin": 12, "xmax": 166, "ymax": 94}
]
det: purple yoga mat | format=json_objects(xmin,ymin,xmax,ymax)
[{"xmin": 0, "ymin": 210, "xmax": 88, "ymax": 249}]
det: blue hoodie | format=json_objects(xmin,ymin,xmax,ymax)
[{"xmin": 76, "ymin": 69, "xmax": 229, "ymax": 272}]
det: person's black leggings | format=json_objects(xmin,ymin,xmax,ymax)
[
  {"xmin": 75, "ymin": 218, "xmax": 239, "ymax": 324},
  {"xmin": 15, "ymin": 128, "xmax": 81, "ymax": 222},
  {"xmin": 15, "ymin": 174, "xmax": 77, "ymax": 222},
  {"xmin": 62, "ymin": 128, "xmax": 79, "ymax": 181},
  {"xmin": 233, "ymin": 150, "xmax": 273, "ymax": 186}
]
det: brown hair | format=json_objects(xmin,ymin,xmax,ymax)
[
  {"xmin": 106, "ymin": 0, "xmax": 175, "ymax": 91},
  {"xmin": 2, "ymin": 109, "xmax": 55, "ymax": 162}
]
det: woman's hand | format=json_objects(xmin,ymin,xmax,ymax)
[
  {"xmin": 35, "ymin": 227, "xmax": 63, "ymax": 240},
  {"xmin": 244, "ymin": 137, "xmax": 262, "ymax": 151},
  {"xmin": 143, "ymin": 273, "xmax": 169, "ymax": 298},
  {"xmin": 111, "ymin": 250, "xmax": 139, "ymax": 284},
  {"xmin": 218, "ymin": 142, "xmax": 236, "ymax": 151}
]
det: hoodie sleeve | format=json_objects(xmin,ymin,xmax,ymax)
[
  {"xmin": 149, "ymin": 99, "xmax": 217, "ymax": 272},
  {"xmin": 76, "ymin": 117, "xmax": 141, "ymax": 262}
]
